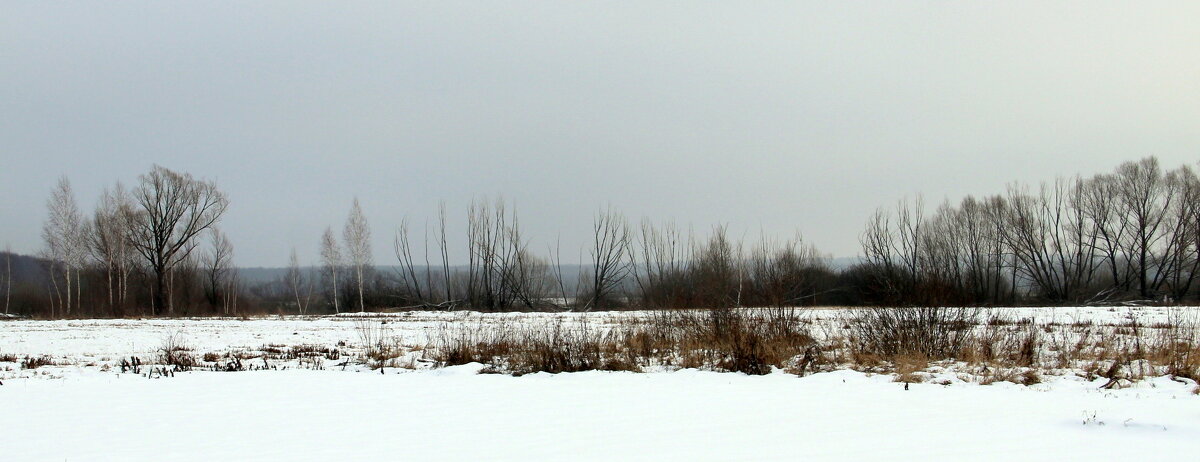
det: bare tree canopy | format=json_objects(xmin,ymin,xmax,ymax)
[
  {"xmin": 42, "ymin": 176, "xmax": 88, "ymax": 316},
  {"xmin": 319, "ymin": 226, "xmax": 344, "ymax": 314},
  {"xmin": 202, "ymin": 228, "xmax": 234, "ymax": 313},
  {"xmin": 89, "ymin": 182, "xmax": 137, "ymax": 316},
  {"xmin": 584, "ymin": 208, "xmax": 632, "ymax": 310},
  {"xmin": 286, "ymin": 247, "xmax": 312, "ymax": 315},
  {"xmin": 125, "ymin": 165, "xmax": 229, "ymax": 315},
  {"xmin": 343, "ymin": 198, "xmax": 372, "ymax": 312}
]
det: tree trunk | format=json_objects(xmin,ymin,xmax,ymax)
[
  {"xmin": 153, "ymin": 267, "xmax": 167, "ymax": 316},
  {"xmin": 357, "ymin": 266, "xmax": 365, "ymax": 312},
  {"xmin": 332, "ymin": 267, "xmax": 340, "ymax": 314}
]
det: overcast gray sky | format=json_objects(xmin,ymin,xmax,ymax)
[{"xmin": 3, "ymin": 1, "xmax": 1199, "ymax": 266}]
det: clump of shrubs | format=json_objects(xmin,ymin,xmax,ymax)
[
  {"xmin": 21, "ymin": 355, "xmax": 54, "ymax": 369},
  {"xmin": 431, "ymin": 307, "xmax": 818, "ymax": 376},
  {"xmin": 160, "ymin": 332, "xmax": 196, "ymax": 370}
]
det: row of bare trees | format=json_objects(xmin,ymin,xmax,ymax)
[
  {"xmin": 32, "ymin": 165, "xmax": 237, "ymax": 317},
  {"xmin": 861, "ymin": 157, "xmax": 1200, "ymax": 305},
  {"xmin": 18, "ymin": 156, "xmax": 1200, "ymax": 317},
  {"xmin": 299, "ymin": 196, "xmax": 837, "ymax": 313}
]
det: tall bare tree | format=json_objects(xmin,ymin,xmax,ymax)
[
  {"xmin": 125, "ymin": 165, "xmax": 229, "ymax": 315},
  {"xmin": 223, "ymin": 267, "xmax": 241, "ymax": 315},
  {"xmin": 994, "ymin": 179, "xmax": 1100, "ymax": 302},
  {"xmin": 466, "ymin": 198, "xmax": 514, "ymax": 310},
  {"xmin": 631, "ymin": 219, "xmax": 688, "ymax": 308},
  {"xmin": 201, "ymin": 229, "xmax": 234, "ymax": 311},
  {"xmin": 319, "ymin": 226, "xmax": 344, "ymax": 313},
  {"xmin": 343, "ymin": 198, "xmax": 372, "ymax": 312},
  {"xmin": 583, "ymin": 208, "xmax": 631, "ymax": 310},
  {"xmin": 1162, "ymin": 166, "xmax": 1200, "ymax": 300},
  {"xmin": 1113, "ymin": 157, "xmax": 1179, "ymax": 298},
  {"xmin": 286, "ymin": 247, "xmax": 313, "ymax": 314},
  {"xmin": 3, "ymin": 243, "xmax": 11, "ymax": 316},
  {"xmin": 90, "ymin": 183, "xmax": 136, "ymax": 315},
  {"xmin": 438, "ymin": 201, "xmax": 453, "ymax": 305},
  {"xmin": 747, "ymin": 232, "xmax": 829, "ymax": 307},
  {"xmin": 860, "ymin": 197, "xmax": 924, "ymax": 302},
  {"xmin": 394, "ymin": 218, "xmax": 427, "ymax": 303},
  {"xmin": 42, "ymin": 176, "xmax": 88, "ymax": 316}
]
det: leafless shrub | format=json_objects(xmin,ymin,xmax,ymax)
[
  {"xmin": 432, "ymin": 308, "xmax": 817, "ymax": 376},
  {"xmin": 507, "ymin": 319, "xmax": 635, "ymax": 375},
  {"xmin": 847, "ymin": 306, "xmax": 980, "ymax": 360},
  {"xmin": 430, "ymin": 317, "xmax": 627, "ymax": 374},
  {"xmin": 286, "ymin": 344, "xmax": 340, "ymax": 361},
  {"xmin": 160, "ymin": 331, "xmax": 196, "ymax": 370},
  {"xmin": 1147, "ymin": 308, "xmax": 1200, "ymax": 381},
  {"xmin": 355, "ymin": 319, "xmax": 400, "ymax": 368},
  {"xmin": 21, "ymin": 355, "xmax": 54, "ymax": 369},
  {"xmin": 666, "ymin": 307, "xmax": 816, "ymax": 375},
  {"xmin": 431, "ymin": 318, "xmax": 516, "ymax": 366}
]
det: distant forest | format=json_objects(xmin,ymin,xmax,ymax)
[{"xmin": 4, "ymin": 156, "xmax": 1200, "ymax": 318}]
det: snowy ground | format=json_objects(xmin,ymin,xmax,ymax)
[
  {"xmin": 0, "ymin": 306, "xmax": 1185, "ymax": 371},
  {"xmin": 1, "ymin": 307, "xmax": 1198, "ymax": 460},
  {"xmin": 2, "ymin": 366, "xmax": 1197, "ymax": 461}
]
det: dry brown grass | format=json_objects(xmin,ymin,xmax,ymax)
[
  {"xmin": 893, "ymin": 354, "xmax": 928, "ymax": 383},
  {"xmin": 424, "ymin": 306, "xmax": 1199, "ymax": 386},
  {"xmin": 430, "ymin": 307, "xmax": 817, "ymax": 376},
  {"xmin": 979, "ymin": 368, "xmax": 1041, "ymax": 386}
]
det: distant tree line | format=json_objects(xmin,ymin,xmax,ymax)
[
  {"xmin": 857, "ymin": 157, "xmax": 1200, "ymax": 305},
  {"xmin": 4, "ymin": 156, "xmax": 1199, "ymax": 318}
]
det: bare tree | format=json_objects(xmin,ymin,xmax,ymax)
[
  {"xmin": 286, "ymin": 248, "xmax": 313, "ymax": 314},
  {"xmin": 1112, "ymin": 157, "xmax": 1179, "ymax": 298},
  {"xmin": 548, "ymin": 236, "xmax": 572, "ymax": 309},
  {"xmin": 993, "ymin": 179, "xmax": 1100, "ymax": 302},
  {"xmin": 1162, "ymin": 166, "xmax": 1200, "ymax": 300},
  {"xmin": 42, "ymin": 176, "xmax": 88, "ymax": 316},
  {"xmin": 343, "ymin": 198, "xmax": 372, "ymax": 312},
  {"xmin": 3, "ymin": 243, "xmax": 11, "ymax": 315},
  {"xmin": 125, "ymin": 165, "xmax": 229, "ymax": 315},
  {"xmin": 631, "ymin": 219, "xmax": 688, "ymax": 308},
  {"xmin": 223, "ymin": 267, "xmax": 241, "ymax": 316},
  {"xmin": 320, "ymin": 227, "xmax": 344, "ymax": 313},
  {"xmin": 583, "ymin": 208, "xmax": 631, "ymax": 310},
  {"xmin": 504, "ymin": 220, "xmax": 553, "ymax": 309},
  {"xmin": 466, "ymin": 198, "xmax": 515, "ymax": 310},
  {"xmin": 394, "ymin": 218, "xmax": 427, "ymax": 303},
  {"xmin": 747, "ymin": 232, "xmax": 829, "ymax": 307},
  {"xmin": 860, "ymin": 197, "xmax": 924, "ymax": 303},
  {"xmin": 201, "ymin": 229, "xmax": 234, "ymax": 311},
  {"xmin": 90, "ymin": 183, "xmax": 136, "ymax": 315},
  {"xmin": 438, "ymin": 201, "xmax": 453, "ymax": 305}
]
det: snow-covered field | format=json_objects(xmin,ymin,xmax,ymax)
[
  {"xmin": 0, "ymin": 306, "xmax": 1186, "ymax": 372},
  {"xmin": 1, "ymin": 307, "xmax": 1198, "ymax": 460}
]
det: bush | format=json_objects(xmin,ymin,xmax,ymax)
[
  {"xmin": 847, "ymin": 306, "xmax": 979, "ymax": 360},
  {"xmin": 431, "ymin": 307, "xmax": 818, "ymax": 376},
  {"xmin": 21, "ymin": 355, "xmax": 53, "ymax": 369},
  {"xmin": 160, "ymin": 332, "xmax": 196, "ymax": 370}
]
